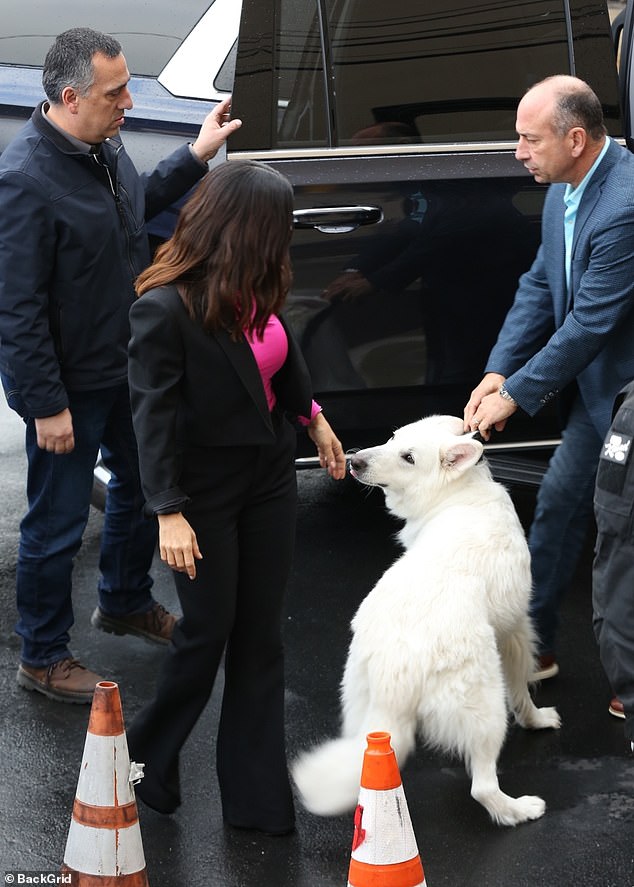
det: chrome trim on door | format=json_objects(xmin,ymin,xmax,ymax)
[
  {"xmin": 229, "ymin": 141, "xmax": 521, "ymax": 161},
  {"xmin": 295, "ymin": 438, "xmax": 560, "ymax": 470}
]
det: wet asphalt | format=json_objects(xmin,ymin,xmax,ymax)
[{"xmin": 1, "ymin": 396, "xmax": 633, "ymax": 887}]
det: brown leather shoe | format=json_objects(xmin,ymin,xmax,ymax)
[
  {"xmin": 609, "ymin": 697, "xmax": 626, "ymax": 719},
  {"xmin": 532, "ymin": 653, "xmax": 559, "ymax": 681},
  {"xmin": 91, "ymin": 602, "xmax": 177, "ymax": 646},
  {"xmin": 17, "ymin": 658, "xmax": 103, "ymax": 704}
]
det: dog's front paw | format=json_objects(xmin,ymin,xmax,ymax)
[
  {"xmin": 487, "ymin": 794, "xmax": 546, "ymax": 826},
  {"xmin": 505, "ymin": 794, "xmax": 546, "ymax": 825}
]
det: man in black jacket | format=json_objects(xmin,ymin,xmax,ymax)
[
  {"xmin": 593, "ymin": 381, "xmax": 634, "ymax": 748},
  {"xmin": 0, "ymin": 28, "xmax": 241, "ymax": 703}
]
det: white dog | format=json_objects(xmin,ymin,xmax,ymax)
[{"xmin": 291, "ymin": 415, "xmax": 560, "ymax": 827}]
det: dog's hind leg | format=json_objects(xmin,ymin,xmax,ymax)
[
  {"xmin": 500, "ymin": 621, "xmax": 560, "ymax": 730},
  {"xmin": 342, "ymin": 652, "xmax": 417, "ymax": 767},
  {"xmin": 340, "ymin": 643, "xmax": 371, "ymax": 738},
  {"xmin": 292, "ymin": 639, "xmax": 417, "ymax": 817}
]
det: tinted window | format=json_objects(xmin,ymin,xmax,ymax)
[
  {"xmin": 1, "ymin": 0, "xmax": 213, "ymax": 75},
  {"xmin": 271, "ymin": 0, "xmax": 571, "ymax": 148},
  {"xmin": 215, "ymin": 41, "xmax": 238, "ymax": 94},
  {"xmin": 327, "ymin": 0, "xmax": 570, "ymax": 145}
]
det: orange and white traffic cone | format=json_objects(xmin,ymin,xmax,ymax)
[
  {"xmin": 347, "ymin": 731, "xmax": 427, "ymax": 887},
  {"xmin": 61, "ymin": 681, "xmax": 149, "ymax": 886}
]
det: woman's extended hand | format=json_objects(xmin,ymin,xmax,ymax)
[
  {"xmin": 307, "ymin": 412, "xmax": 347, "ymax": 479},
  {"xmin": 157, "ymin": 513, "xmax": 203, "ymax": 580}
]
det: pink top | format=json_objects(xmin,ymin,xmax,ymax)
[{"xmin": 246, "ymin": 315, "xmax": 321, "ymax": 425}]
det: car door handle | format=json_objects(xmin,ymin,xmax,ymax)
[{"xmin": 293, "ymin": 206, "xmax": 383, "ymax": 233}]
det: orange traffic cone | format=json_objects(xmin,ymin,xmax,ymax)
[
  {"xmin": 61, "ymin": 681, "xmax": 149, "ymax": 886},
  {"xmin": 347, "ymin": 732, "xmax": 427, "ymax": 887}
]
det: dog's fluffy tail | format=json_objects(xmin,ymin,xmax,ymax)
[
  {"xmin": 291, "ymin": 736, "xmax": 367, "ymax": 816},
  {"xmin": 291, "ymin": 723, "xmax": 414, "ymax": 816}
]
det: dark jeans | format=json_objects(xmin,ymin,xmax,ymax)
[
  {"xmin": 16, "ymin": 383, "xmax": 157, "ymax": 667},
  {"xmin": 529, "ymin": 394, "xmax": 603, "ymax": 655}
]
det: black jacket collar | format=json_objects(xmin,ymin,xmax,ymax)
[{"xmin": 31, "ymin": 102, "xmax": 123, "ymax": 161}]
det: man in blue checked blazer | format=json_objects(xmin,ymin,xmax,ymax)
[{"xmin": 464, "ymin": 75, "xmax": 634, "ymax": 685}]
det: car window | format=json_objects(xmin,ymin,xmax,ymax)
[
  {"xmin": 233, "ymin": 0, "xmax": 621, "ymax": 151},
  {"xmin": 1, "ymin": 0, "xmax": 215, "ymax": 76},
  {"xmin": 237, "ymin": 0, "xmax": 575, "ymax": 149},
  {"xmin": 325, "ymin": 0, "xmax": 570, "ymax": 145}
]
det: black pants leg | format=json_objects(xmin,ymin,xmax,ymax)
[{"xmin": 128, "ymin": 415, "xmax": 297, "ymax": 826}]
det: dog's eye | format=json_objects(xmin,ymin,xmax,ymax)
[{"xmin": 401, "ymin": 451, "xmax": 415, "ymax": 465}]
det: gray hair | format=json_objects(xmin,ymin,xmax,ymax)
[
  {"xmin": 553, "ymin": 87, "xmax": 607, "ymax": 141},
  {"xmin": 42, "ymin": 28, "xmax": 122, "ymax": 104},
  {"xmin": 532, "ymin": 75, "xmax": 607, "ymax": 141}
]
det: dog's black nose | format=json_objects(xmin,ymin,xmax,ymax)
[{"xmin": 350, "ymin": 453, "xmax": 367, "ymax": 472}]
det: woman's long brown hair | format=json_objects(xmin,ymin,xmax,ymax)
[{"xmin": 135, "ymin": 160, "xmax": 294, "ymax": 339}]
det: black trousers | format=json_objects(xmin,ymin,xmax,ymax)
[
  {"xmin": 128, "ymin": 412, "xmax": 297, "ymax": 829},
  {"xmin": 593, "ymin": 382, "xmax": 634, "ymax": 742}
]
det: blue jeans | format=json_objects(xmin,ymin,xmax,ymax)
[
  {"xmin": 16, "ymin": 384, "xmax": 158, "ymax": 667},
  {"xmin": 529, "ymin": 394, "xmax": 603, "ymax": 655}
]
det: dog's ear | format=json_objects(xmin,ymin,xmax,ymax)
[{"xmin": 440, "ymin": 437, "xmax": 484, "ymax": 473}]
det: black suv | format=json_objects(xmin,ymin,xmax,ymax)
[
  {"xmin": 228, "ymin": 0, "xmax": 632, "ymax": 481},
  {"xmin": 1, "ymin": 0, "xmax": 632, "ymax": 486}
]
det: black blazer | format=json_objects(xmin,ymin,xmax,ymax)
[{"xmin": 128, "ymin": 284, "xmax": 314, "ymax": 514}]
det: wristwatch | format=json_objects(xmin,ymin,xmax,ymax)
[{"xmin": 498, "ymin": 384, "xmax": 516, "ymax": 404}]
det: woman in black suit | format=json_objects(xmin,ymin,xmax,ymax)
[{"xmin": 126, "ymin": 160, "xmax": 346, "ymax": 834}]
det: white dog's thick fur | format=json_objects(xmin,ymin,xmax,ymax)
[{"xmin": 292, "ymin": 415, "xmax": 560, "ymax": 827}]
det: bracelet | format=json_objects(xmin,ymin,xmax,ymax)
[{"xmin": 498, "ymin": 384, "xmax": 516, "ymax": 404}]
